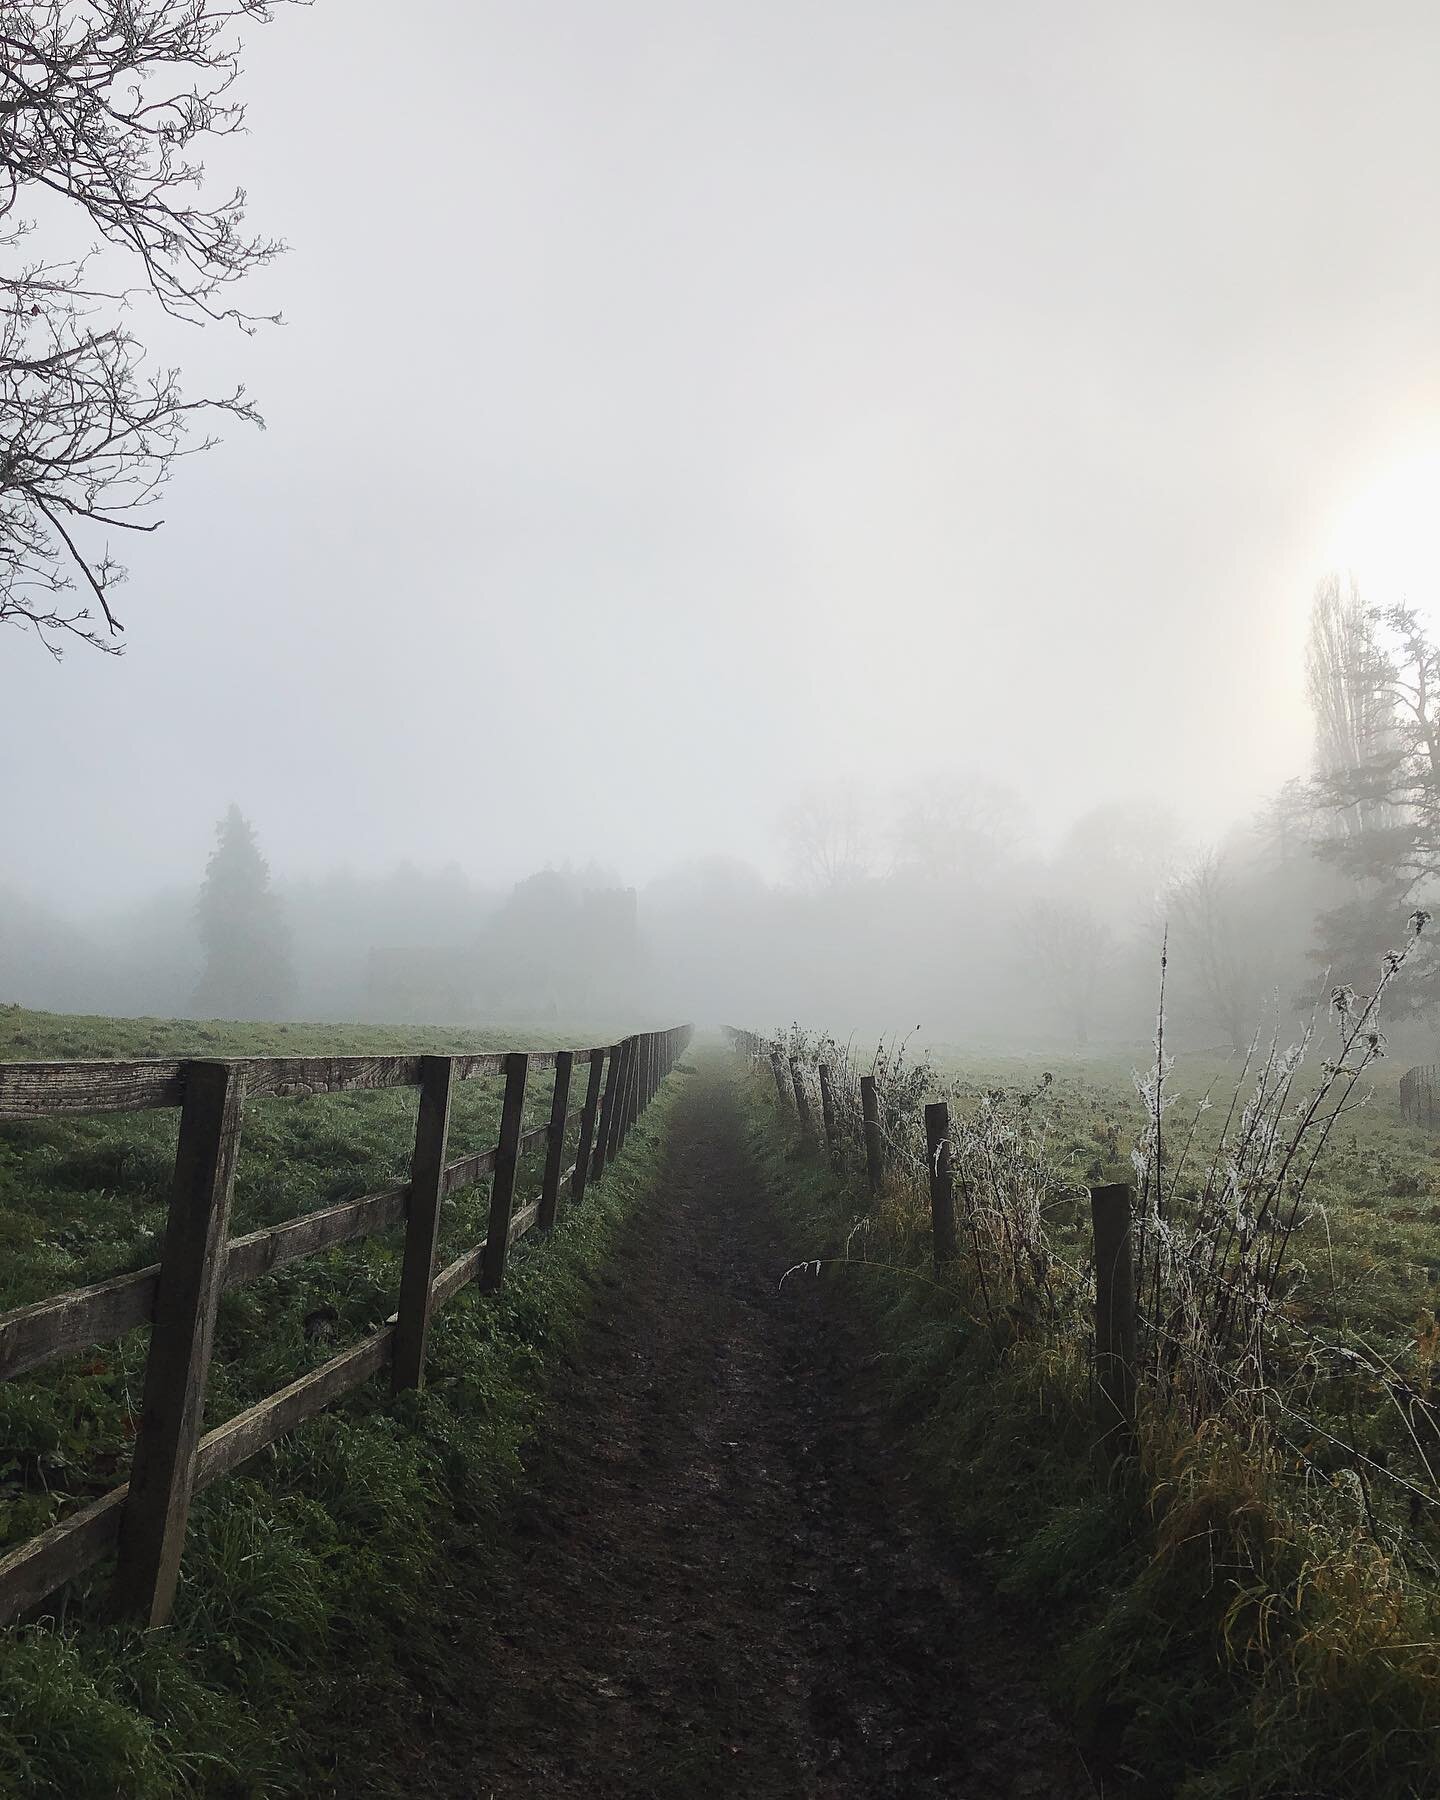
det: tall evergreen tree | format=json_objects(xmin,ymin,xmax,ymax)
[{"xmin": 193, "ymin": 807, "xmax": 296, "ymax": 1021}]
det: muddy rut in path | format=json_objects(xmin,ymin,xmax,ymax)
[{"xmin": 371, "ymin": 1057, "xmax": 1093, "ymax": 1800}]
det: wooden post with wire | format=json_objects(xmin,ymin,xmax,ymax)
[
  {"xmin": 789, "ymin": 1058, "xmax": 815, "ymax": 1145},
  {"xmin": 817, "ymin": 1063, "xmax": 840, "ymax": 1171},
  {"xmin": 770, "ymin": 1050, "xmax": 789, "ymax": 1111},
  {"xmin": 860, "ymin": 1075, "xmax": 883, "ymax": 1198},
  {"xmin": 924, "ymin": 1102, "xmax": 959, "ymax": 1266},
  {"xmin": 1090, "ymin": 1181, "xmax": 1137, "ymax": 1455}
]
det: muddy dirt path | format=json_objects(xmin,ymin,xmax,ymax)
[{"xmin": 365, "ymin": 1057, "xmax": 1093, "ymax": 1800}]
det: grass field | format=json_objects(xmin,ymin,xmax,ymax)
[
  {"xmin": 0, "ymin": 1005, "xmax": 661, "ymax": 1798},
  {"xmin": 748, "ymin": 1027, "xmax": 1440, "ymax": 1798}
]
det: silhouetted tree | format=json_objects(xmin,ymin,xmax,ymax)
[
  {"xmin": 1305, "ymin": 575, "xmax": 1397, "ymax": 839},
  {"xmin": 1, "ymin": 1, "xmax": 297, "ymax": 656},
  {"xmin": 1310, "ymin": 604, "xmax": 1440, "ymax": 1016},
  {"xmin": 887, "ymin": 773, "xmax": 1025, "ymax": 883},
  {"xmin": 781, "ymin": 782, "xmax": 871, "ymax": 890},
  {"xmin": 1165, "ymin": 851, "xmax": 1252, "ymax": 1051},
  {"xmin": 193, "ymin": 806, "xmax": 294, "ymax": 1019},
  {"xmin": 1019, "ymin": 899, "xmax": 1112, "ymax": 1045}
]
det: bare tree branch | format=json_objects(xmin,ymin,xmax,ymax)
[{"xmin": 1, "ymin": 1, "xmax": 301, "ymax": 656}]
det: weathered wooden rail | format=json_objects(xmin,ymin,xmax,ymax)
[{"xmin": 0, "ymin": 1025, "xmax": 691, "ymax": 1628}]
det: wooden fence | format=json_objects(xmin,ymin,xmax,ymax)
[
  {"xmin": 727, "ymin": 1028, "xmax": 1137, "ymax": 1454},
  {"xmin": 0, "ymin": 1025, "xmax": 691, "ymax": 1628}
]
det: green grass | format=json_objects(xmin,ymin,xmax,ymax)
[
  {"xmin": 0, "ymin": 1005, "xmax": 673, "ymax": 1797},
  {"xmin": 736, "ymin": 1047, "xmax": 1440, "ymax": 1800}
]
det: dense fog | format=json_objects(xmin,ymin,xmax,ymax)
[{"xmin": 7, "ymin": 4, "xmax": 1440, "ymax": 1057}]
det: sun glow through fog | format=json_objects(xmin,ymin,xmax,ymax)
[{"xmin": 1327, "ymin": 444, "xmax": 1440, "ymax": 611}]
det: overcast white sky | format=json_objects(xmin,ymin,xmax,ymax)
[{"xmin": 7, "ymin": 0, "xmax": 1440, "ymax": 908}]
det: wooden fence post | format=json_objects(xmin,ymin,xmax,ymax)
[
  {"xmin": 480, "ymin": 1053, "xmax": 529, "ymax": 1292},
  {"xmin": 591, "ymin": 1042, "xmax": 622, "ymax": 1184},
  {"xmin": 625, "ymin": 1035, "xmax": 639, "ymax": 1136},
  {"xmin": 607, "ymin": 1037, "xmax": 633, "ymax": 1163},
  {"xmin": 924, "ymin": 1102, "xmax": 959, "ymax": 1266},
  {"xmin": 860, "ymin": 1075, "xmax": 883, "ymax": 1198},
  {"xmin": 1090, "ymin": 1182, "xmax": 1138, "ymax": 1455},
  {"xmin": 571, "ymin": 1048, "xmax": 605, "ymax": 1204},
  {"xmin": 616, "ymin": 1038, "xmax": 630, "ymax": 1148},
  {"xmin": 112, "ymin": 1062, "xmax": 245, "ymax": 1626},
  {"xmin": 817, "ymin": 1063, "xmax": 840, "ymax": 1171},
  {"xmin": 393, "ymin": 1055, "xmax": 455, "ymax": 1392},
  {"xmin": 790, "ymin": 1058, "xmax": 815, "ymax": 1145},
  {"xmin": 626, "ymin": 1034, "xmax": 640, "ymax": 1133},
  {"xmin": 770, "ymin": 1051, "xmax": 789, "ymax": 1111},
  {"xmin": 537, "ymin": 1050, "xmax": 573, "ymax": 1231}
]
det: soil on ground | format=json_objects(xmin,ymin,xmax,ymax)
[{"xmin": 350, "ymin": 1058, "xmax": 1094, "ymax": 1800}]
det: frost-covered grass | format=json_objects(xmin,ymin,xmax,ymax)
[
  {"xmin": 741, "ymin": 1025, "xmax": 1440, "ymax": 1799},
  {"xmin": 930, "ymin": 1040, "xmax": 1440, "ymax": 1391}
]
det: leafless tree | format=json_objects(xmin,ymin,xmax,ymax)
[
  {"xmin": 781, "ymin": 781, "xmax": 871, "ymax": 891},
  {"xmin": 886, "ymin": 772, "xmax": 1025, "ymax": 883},
  {"xmin": 1019, "ymin": 897, "xmax": 1112, "ymax": 1046},
  {"xmin": 1165, "ymin": 849, "xmax": 1252, "ymax": 1051},
  {"xmin": 1, "ymin": 1, "xmax": 297, "ymax": 656}
]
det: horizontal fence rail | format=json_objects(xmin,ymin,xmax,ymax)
[{"xmin": 0, "ymin": 1025, "xmax": 692, "ymax": 1628}]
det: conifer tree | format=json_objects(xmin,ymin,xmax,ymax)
[{"xmin": 193, "ymin": 806, "xmax": 295, "ymax": 1020}]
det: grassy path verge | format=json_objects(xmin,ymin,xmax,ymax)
[
  {"xmin": 349, "ymin": 1050, "xmax": 1090, "ymax": 1800},
  {"xmin": 0, "ymin": 1038, "xmax": 676, "ymax": 1798}
]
